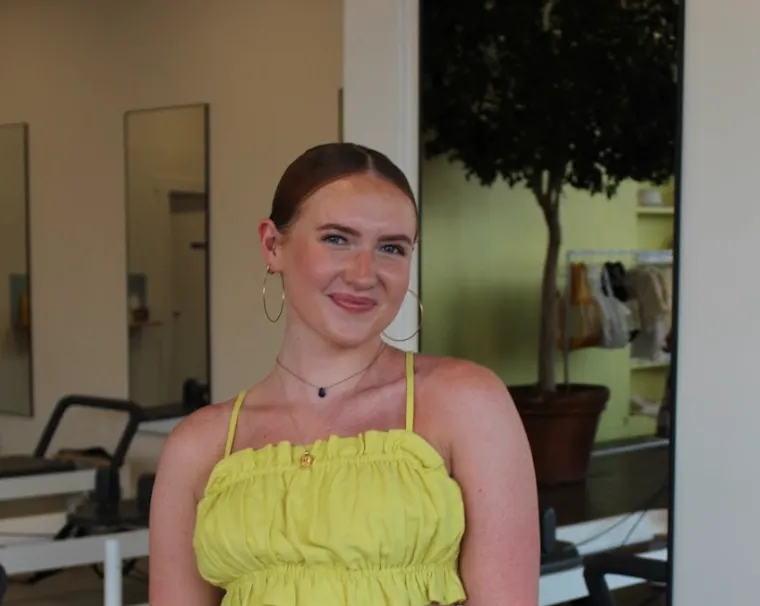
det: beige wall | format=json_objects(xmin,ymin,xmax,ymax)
[
  {"xmin": 0, "ymin": 0, "xmax": 342, "ymax": 465},
  {"xmin": 0, "ymin": 123, "xmax": 31, "ymax": 416}
]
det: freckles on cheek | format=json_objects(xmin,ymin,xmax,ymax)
[{"xmin": 292, "ymin": 243, "xmax": 331, "ymax": 285}]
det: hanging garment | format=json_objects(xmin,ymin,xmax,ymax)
[
  {"xmin": 627, "ymin": 266, "xmax": 671, "ymax": 362},
  {"xmin": 587, "ymin": 263, "xmax": 631, "ymax": 349},
  {"xmin": 655, "ymin": 265, "xmax": 674, "ymax": 316},
  {"xmin": 626, "ymin": 266, "xmax": 670, "ymax": 330},
  {"xmin": 600, "ymin": 260, "xmax": 640, "ymax": 342},
  {"xmin": 630, "ymin": 316, "xmax": 669, "ymax": 362},
  {"xmin": 602, "ymin": 261, "xmax": 632, "ymax": 302},
  {"xmin": 557, "ymin": 262, "xmax": 604, "ymax": 351}
]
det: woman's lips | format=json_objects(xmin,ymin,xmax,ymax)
[{"xmin": 328, "ymin": 293, "xmax": 377, "ymax": 313}]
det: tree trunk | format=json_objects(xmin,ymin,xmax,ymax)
[{"xmin": 537, "ymin": 196, "xmax": 561, "ymax": 393}]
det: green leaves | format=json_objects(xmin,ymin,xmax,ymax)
[{"xmin": 421, "ymin": 0, "xmax": 679, "ymax": 198}]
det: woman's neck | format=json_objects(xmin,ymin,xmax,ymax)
[{"xmin": 275, "ymin": 324, "xmax": 386, "ymax": 390}]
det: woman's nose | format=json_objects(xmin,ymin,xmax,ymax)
[{"xmin": 345, "ymin": 250, "xmax": 377, "ymax": 287}]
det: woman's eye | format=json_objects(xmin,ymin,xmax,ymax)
[
  {"xmin": 380, "ymin": 244, "xmax": 406, "ymax": 256},
  {"xmin": 322, "ymin": 234, "xmax": 347, "ymax": 245}
]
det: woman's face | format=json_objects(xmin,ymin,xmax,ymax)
[{"xmin": 259, "ymin": 173, "xmax": 418, "ymax": 348}]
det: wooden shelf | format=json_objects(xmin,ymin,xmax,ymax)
[
  {"xmin": 630, "ymin": 359, "xmax": 670, "ymax": 371},
  {"xmin": 637, "ymin": 205, "xmax": 674, "ymax": 216}
]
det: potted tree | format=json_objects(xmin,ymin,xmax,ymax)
[{"xmin": 421, "ymin": 0, "xmax": 679, "ymax": 484}]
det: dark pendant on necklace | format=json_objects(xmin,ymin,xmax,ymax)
[{"xmin": 318, "ymin": 387, "xmax": 327, "ymax": 398}]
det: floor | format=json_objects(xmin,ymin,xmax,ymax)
[{"xmin": 4, "ymin": 563, "xmax": 148, "ymax": 606}]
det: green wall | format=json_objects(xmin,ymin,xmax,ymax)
[{"xmin": 419, "ymin": 158, "xmax": 673, "ymax": 443}]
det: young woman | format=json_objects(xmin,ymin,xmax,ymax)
[{"xmin": 149, "ymin": 143, "xmax": 539, "ymax": 606}]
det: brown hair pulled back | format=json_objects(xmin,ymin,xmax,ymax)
[{"xmin": 269, "ymin": 142, "xmax": 418, "ymax": 234}]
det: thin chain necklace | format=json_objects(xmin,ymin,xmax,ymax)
[
  {"xmin": 276, "ymin": 343, "xmax": 386, "ymax": 399},
  {"xmin": 275, "ymin": 343, "xmax": 386, "ymax": 468}
]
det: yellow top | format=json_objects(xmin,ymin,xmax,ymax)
[{"xmin": 193, "ymin": 352, "xmax": 467, "ymax": 606}]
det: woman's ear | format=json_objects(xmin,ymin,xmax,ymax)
[{"xmin": 258, "ymin": 219, "xmax": 284, "ymax": 272}]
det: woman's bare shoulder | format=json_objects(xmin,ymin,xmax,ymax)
[
  {"xmin": 169, "ymin": 398, "xmax": 237, "ymax": 444},
  {"xmin": 413, "ymin": 353, "xmax": 504, "ymax": 390},
  {"xmin": 156, "ymin": 397, "xmax": 239, "ymax": 497},
  {"xmin": 413, "ymin": 353, "xmax": 515, "ymax": 425}
]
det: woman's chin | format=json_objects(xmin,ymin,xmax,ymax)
[{"xmin": 321, "ymin": 322, "xmax": 384, "ymax": 349}]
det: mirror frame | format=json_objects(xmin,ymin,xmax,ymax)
[
  {"xmin": 0, "ymin": 121, "xmax": 34, "ymax": 417},
  {"xmin": 122, "ymin": 103, "xmax": 211, "ymax": 408}
]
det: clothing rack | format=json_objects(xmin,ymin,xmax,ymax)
[{"xmin": 561, "ymin": 248, "xmax": 673, "ymax": 386}]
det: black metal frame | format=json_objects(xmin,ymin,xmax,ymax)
[
  {"xmin": 583, "ymin": 552, "xmax": 668, "ymax": 606},
  {"xmin": 122, "ymin": 103, "xmax": 212, "ymax": 407},
  {"xmin": 665, "ymin": 1, "xmax": 687, "ymax": 604},
  {"xmin": 539, "ymin": 507, "xmax": 583, "ymax": 575},
  {"xmin": 32, "ymin": 395, "xmax": 144, "ymax": 468},
  {"xmin": 0, "ymin": 121, "xmax": 34, "ymax": 419}
]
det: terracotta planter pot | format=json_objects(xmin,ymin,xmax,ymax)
[{"xmin": 510, "ymin": 383, "xmax": 609, "ymax": 486}]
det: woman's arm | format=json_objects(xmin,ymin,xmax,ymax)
[
  {"xmin": 149, "ymin": 415, "xmax": 225, "ymax": 606},
  {"xmin": 443, "ymin": 361, "xmax": 540, "ymax": 605}
]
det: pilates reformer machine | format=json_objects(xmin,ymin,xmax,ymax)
[
  {"xmin": 0, "ymin": 391, "xmax": 205, "ymax": 605},
  {"xmin": 0, "ymin": 389, "xmax": 218, "ymax": 605},
  {"xmin": 0, "ymin": 395, "xmax": 144, "ymax": 505},
  {"xmin": 0, "ymin": 381, "xmax": 207, "ymax": 506},
  {"xmin": 0, "ymin": 465, "xmax": 154, "ymax": 605},
  {"xmin": 0, "ymin": 395, "xmax": 144, "ymax": 585}
]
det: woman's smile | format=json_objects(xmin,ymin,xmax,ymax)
[{"xmin": 328, "ymin": 292, "xmax": 378, "ymax": 314}]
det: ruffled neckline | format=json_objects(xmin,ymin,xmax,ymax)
[{"xmin": 202, "ymin": 429, "xmax": 454, "ymax": 497}]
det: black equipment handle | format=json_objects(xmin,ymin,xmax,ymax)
[
  {"xmin": 0, "ymin": 562, "xmax": 6, "ymax": 605},
  {"xmin": 33, "ymin": 395, "xmax": 145, "ymax": 468},
  {"xmin": 540, "ymin": 507, "xmax": 557, "ymax": 555},
  {"xmin": 583, "ymin": 552, "xmax": 668, "ymax": 606}
]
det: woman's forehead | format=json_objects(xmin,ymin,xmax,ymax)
[{"xmin": 299, "ymin": 174, "xmax": 417, "ymax": 227}]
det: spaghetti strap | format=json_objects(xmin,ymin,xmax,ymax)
[
  {"xmin": 405, "ymin": 352, "xmax": 415, "ymax": 432},
  {"xmin": 224, "ymin": 391, "xmax": 247, "ymax": 457}
]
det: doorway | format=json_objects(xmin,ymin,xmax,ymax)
[{"xmin": 168, "ymin": 191, "xmax": 208, "ymax": 403}]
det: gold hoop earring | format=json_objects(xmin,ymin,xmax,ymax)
[
  {"xmin": 383, "ymin": 289, "xmax": 423, "ymax": 342},
  {"xmin": 262, "ymin": 265, "xmax": 285, "ymax": 323}
]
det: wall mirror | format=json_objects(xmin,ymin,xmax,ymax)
[
  {"xmin": 125, "ymin": 104, "xmax": 210, "ymax": 410},
  {"xmin": 0, "ymin": 122, "xmax": 32, "ymax": 417},
  {"xmin": 420, "ymin": 3, "xmax": 681, "ymax": 604}
]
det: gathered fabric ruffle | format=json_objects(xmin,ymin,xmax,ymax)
[
  {"xmin": 201, "ymin": 429, "xmax": 449, "ymax": 492},
  {"xmin": 194, "ymin": 429, "xmax": 467, "ymax": 606},
  {"xmin": 222, "ymin": 563, "xmax": 465, "ymax": 606}
]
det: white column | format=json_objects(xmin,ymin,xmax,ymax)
[
  {"xmin": 343, "ymin": 0, "xmax": 420, "ymax": 352},
  {"xmin": 103, "ymin": 538, "xmax": 123, "ymax": 606},
  {"xmin": 672, "ymin": 1, "xmax": 760, "ymax": 604}
]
